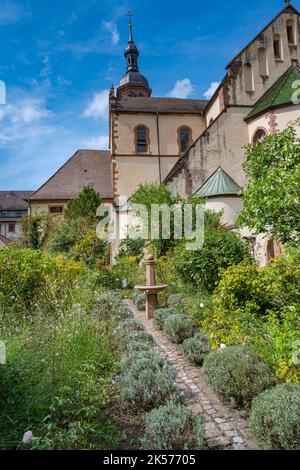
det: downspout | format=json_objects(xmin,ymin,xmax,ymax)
[{"xmin": 156, "ymin": 111, "xmax": 162, "ymax": 183}]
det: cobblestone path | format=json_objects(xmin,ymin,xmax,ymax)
[{"xmin": 125, "ymin": 300, "xmax": 256, "ymax": 450}]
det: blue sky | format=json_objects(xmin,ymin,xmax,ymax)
[{"xmin": 0, "ymin": 0, "xmax": 298, "ymax": 190}]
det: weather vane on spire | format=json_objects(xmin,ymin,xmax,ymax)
[{"xmin": 127, "ymin": 10, "xmax": 134, "ymax": 41}]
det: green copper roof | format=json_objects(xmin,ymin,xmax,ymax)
[
  {"xmin": 195, "ymin": 167, "xmax": 242, "ymax": 198},
  {"xmin": 246, "ymin": 66, "xmax": 300, "ymax": 120}
]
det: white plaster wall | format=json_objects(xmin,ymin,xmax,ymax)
[
  {"xmin": 0, "ymin": 221, "xmax": 22, "ymax": 240},
  {"xmin": 247, "ymin": 104, "xmax": 300, "ymax": 142},
  {"xmin": 205, "ymin": 95, "xmax": 221, "ymax": 125},
  {"xmin": 205, "ymin": 197, "xmax": 243, "ymax": 227}
]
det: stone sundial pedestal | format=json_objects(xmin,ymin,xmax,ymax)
[{"xmin": 135, "ymin": 254, "xmax": 167, "ymax": 319}]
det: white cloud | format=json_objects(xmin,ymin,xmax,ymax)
[
  {"xmin": 84, "ymin": 90, "xmax": 109, "ymax": 121},
  {"xmin": 168, "ymin": 79, "xmax": 194, "ymax": 99},
  {"xmin": 102, "ymin": 20, "xmax": 120, "ymax": 46},
  {"xmin": 82, "ymin": 135, "xmax": 109, "ymax": 150},
  {"xmin": 0, "ymin": 96, "xmax": 53, "ymax": 144},
  {"xmin": 0, "ymin": 1, "xmax": 25, "ymax": 25},
  {"xmin": 203, "ymin": 81, "xmax": 220, "ymax": 99}
]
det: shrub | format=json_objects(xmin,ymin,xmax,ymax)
[
  {"xmin": 48, "ymin": 219, "xmax": 82, "ymax": 255},
  {"xmin": 141, "ymin": 402, "xmax": 205, "ymax": 450},
  {"xmin": 111, "ymin": 256, "xmax": 145, "ymax": 289},
  {"xmin": 121, "ymin": 330, "xmax": 154, "ymax": 349},
  {"xmin": 0, "ymin": 248, "xmax": 84, "ymax": 315},
  {"xmin": 250, "ymin": 384, "xmax": 300, "ymax": 450},
  {"xmin": 154, "ymin": 307, "xmax": 179, "ymax": 329},
  {"xmin": 203, "ymin": 346, "xmax": 274, "ymax": 409},
  {"xmin": 125, "ymin": 340, "xmax": 154, "ymax": 354},
  {"xmin": 163, "ymin": 314, "xmax": 195, "ymax": 344},
  {"xmin": 113, "ymin": 319, "xmax": 144, "ymax": 342},
  {"xmin": 115, "ymin": 303, "xmax": 134, "ymax": 321},
  {"xmin": 21, "ymin": 213, "xmax": 55, "ymax": 249},
  {"xmin": 172, "ymin": 212, "xmax": 249, "ymax": 292},
  {"xmin": 202, "ymin": 255, "xmax": 300, "ymax": 383},
  {"xmin": 132, "ymin": 289, "xmax": 146, "ymax": 310},
  {"xmin": 118, "ymin": 237, "xmax": 145, "ymax": 260},
  {"xmin": 182, "ymin": 333, "xmax": 210, "ymax": 365},
  {"xmin": 168, "ymin": 294, "xmax": 184, "ymax": 309},
  {"xmin": 89, "ymin": 291, "xmax": 132, "ymax": 321},
  {"xmin": 120, "ymin": 352, "xmax": 178, "ymax": 410},
  {"xmin": 65, "ymin": 185, "xmax": 101, "ymax": 220}
]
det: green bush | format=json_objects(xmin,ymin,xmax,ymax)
[
  {"xmin": 141, "ymin": 402, "xmax": 205, "ymax": 450},
  {"xmin": 250, "ymin": 384, "xmax": 300, "ymax": 450},
  {"xmin": 113, "ymin": 319, "xmax": 144, "ymax": 342},
  {"xmin": 115, "ymin": 303, "xmax": 134, "ymax": 321},
  {"xmin": 111, "ymin": 256, "xmax": 144, "ymax": 289},
  {"xmin": 163, "ymin": 314, "xmax": 195, "ymax": 344},
  {"xmin": 203, "ymin": 346, "xmax": 274, "ymax": 409},
  {"xmin": 172, "ymin": 211, "xmax": 249, "ymax": 292},
  {"xmin": 121, "ymin": 330, "xmax": 154, "ymax": 349},
  {"xmin": 125, "ymin": 340, "xmax": 154, "ymax": 354},
  {"xmin": 0, "ymin": 248, "xmax": 83, "ymax": 315},
  {"xmin": 168, "ymin": 294, "xmax": 184, "ymax": 309},
  {"xmin": 132, "ymin": 289, "xmax": 146, "ymax": 310},
  {"xmin": 48, "ymin": 219, "xmax": 81, "ymax": 254},
  {"xmin": 182, "ymin": 333, "xmax": 210, "ymax": 365},
  {"xmin": 118, "ymin": 237, "xmax": 145, "ymax": 260},
  {"xmin": 154, "ymin": 307, "xmax": 179, "ymax": 329},
  {"xmin": 120, "ymin": 352, "xmax": 178, "ymax": 410},
  {"xmin": 202, "ymin": 255, "xmax": 300, "ymax": 383}
]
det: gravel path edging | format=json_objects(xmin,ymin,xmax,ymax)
[{"xmin": 125, "ymin": 300, "xmax": 256, "ymax": 450}]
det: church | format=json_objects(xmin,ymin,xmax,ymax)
[{"xmin": 28, "ymin": 1, "xmax": 300, "ymax": 264}]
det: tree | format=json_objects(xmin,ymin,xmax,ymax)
[
  {"xmin": 130, "ymin": 183, "xmax": 180, "ymax": 255},
  {"xmin": 238, "ymin": 124, "xmax": 300, "ymax": 246},
  {"xmin": 65, "ymin": 186, "xmax": 102, "ymax": 220}
]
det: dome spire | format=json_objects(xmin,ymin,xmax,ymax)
[{"xmin": 117, "ymin": 12, "xmax": 152, "ymax": 97}]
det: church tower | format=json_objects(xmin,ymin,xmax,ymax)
[{"xmin": 117, "ymin": 13, "xmax": 152, "ymax": 97}]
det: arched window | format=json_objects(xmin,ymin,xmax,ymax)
[
  {"xmin": 178, "ymin": 126, "xmax": 192, "ymax": 153},
  {"xmin": 287, "ymin": 20, "xmax": 295, "ymax": 45},
  {"xmin": 252, "ymin": 128, "xmax": 267, "ymax": 147},
  {"xmin": 135, "ymin": 126, "xmax": 149, "ymax": 153},
  {"xmin": 258, "ymin": 47, "xmax": 268, "ymax": 77},
  {"xmin": 273, "ymin": 34, "xmax": 282, "ymax": 60},
  {"xmin": 244, "ymin": 63, "xmax": 254, "ymax": 92}
]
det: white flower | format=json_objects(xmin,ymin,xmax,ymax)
[
  {"xmin": 219, "ymin": 344, "xmax": 227, "ymax": 350},
  {"xmin": 200, "ymin": 303, "xmax": 204, "ymax": 309},
  {"xmin": 22, "ymin": 431, "xmax": 33, "ymax": 444}
]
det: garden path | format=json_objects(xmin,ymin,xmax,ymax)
[{"xmin": 125, "ymin": 300, "xmax": 256, "ymax": 451}]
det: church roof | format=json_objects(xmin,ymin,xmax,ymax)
[
  {"xmin": 245, "ymin": 66, "xmax": 300, "ymax": 121},
  {"xmin": 195, "ymin": 167, "xmax": 242, "ymax": 197},
  {"xmin": 27, "ymin": 150, "xmax": 113, "ymax": 201},
  {"xmin": 115, "ymin": 96, "xmax": 208, "ymax": 114}
]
